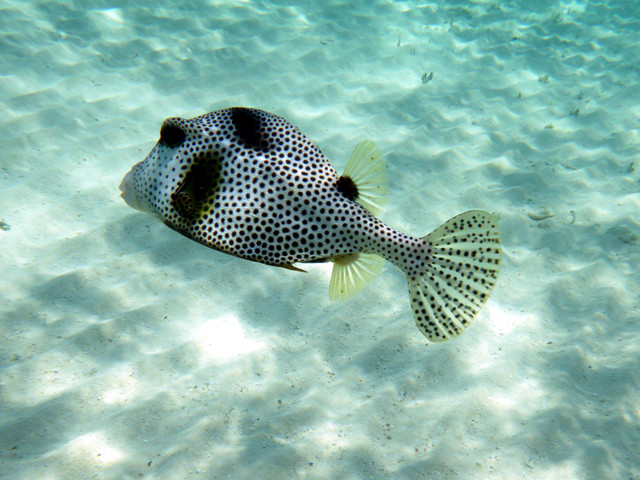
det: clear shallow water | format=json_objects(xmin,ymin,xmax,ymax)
[{"xmin": 1, "ymin": 1, "xmax": 639, "ymax": 479}]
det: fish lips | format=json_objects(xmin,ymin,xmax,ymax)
[{"xmin": 119, "ymin": 165, "xmax": 150, "ymax": 213}]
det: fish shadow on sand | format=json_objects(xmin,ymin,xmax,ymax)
[{"xmin": 1, "ymin": 208, "xmax": 638, "ymax": 478}]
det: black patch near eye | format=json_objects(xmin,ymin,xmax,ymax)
[
  {"xmin": 160, "ymin": 124, "xmax": 186, "ymax": 148},
  {"xmin": 336, "ymin": 175, "xmax": 359, "ymax": 201},
  {"xmin": 171, "ymin": 152, "xmax": 222, "ymax": 221},
  {"xmin": 230, "ymin": 107, "xmax": 271, "ymax": 151}
]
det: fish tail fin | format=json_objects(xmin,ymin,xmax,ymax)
[
  {"xmin": 341, "ymin": 140, "xmax": 388, "ymax": 216},
  {"xmin": 329, "ymin": 253, "xmax": 385, "ymax": 301},
  {"xmin": 408, "ymin": 210, "xmax": 501, "ymax": 342}
]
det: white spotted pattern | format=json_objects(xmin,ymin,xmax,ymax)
[{"xmin": 121, "ymin": 108, "xmax": 502, "ymax": 342}]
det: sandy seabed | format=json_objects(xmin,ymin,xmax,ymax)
[{"xmin": 1, "ymin": 1, "xmax": 639, "ymax": 479}]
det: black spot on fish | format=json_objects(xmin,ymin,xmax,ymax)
[
  {"xmin": 171, "ymin": 152, "xmax": 222, "ymax": 221},
  {"xmin": 336, "ymin": 175, "xmax": 359, "ymax": 201},
  {"xmin": 159, "ymin": 122, "xmax": 186, "ymax": 148},
  {"xmin": 230, "ymin": 107, "xmax": 271, "ymax": 152}
]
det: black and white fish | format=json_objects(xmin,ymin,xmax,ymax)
[{"xmin": 119, "ymin": 107, "xmax": 501, "ymax": 341}]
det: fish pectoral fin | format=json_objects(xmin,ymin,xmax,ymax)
[
  {"xmin": 340, "ymin": 140, "xmax": 388, "ymax": 216},
  {"xmin": 329, "ymin": 253, "xmax": 385, "ymax": 301},
  {"xmin": 276, "ymin": 263, "xmax": 307, "ymax": 273}
]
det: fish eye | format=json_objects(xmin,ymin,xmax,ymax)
[{"xmin": 159, "ymin": 124, "xmax": 186, "ymax": 148}]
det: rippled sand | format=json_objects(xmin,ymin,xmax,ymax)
[{"xmin": 1, "ymin": 1, "xmax": 639, "ymax": 479}]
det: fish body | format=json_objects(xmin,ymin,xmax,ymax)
[{"xmin": 120, "ymin": 107, "xmax": 501, "ymax": 341}]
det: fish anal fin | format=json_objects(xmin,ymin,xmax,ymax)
[{"xmin": 329, "ymin": 253, "xmax": 385, "ymax": 301}]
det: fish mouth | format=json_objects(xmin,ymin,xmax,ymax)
[
  {"xmin": 119, "ymin": 171, "xmax": 131, "ymax": 199},
  {"xmin": 119, "ymin": 169, "xmax": 142, "ymax": 210}
]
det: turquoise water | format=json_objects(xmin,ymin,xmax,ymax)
[{"xmin": 1, "ymin": 1, "xmax": 639, "ymax": 479}]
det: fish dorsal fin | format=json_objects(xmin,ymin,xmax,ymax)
[
  {"xmin": 341, "ymin": 140, "xmax": 388, "ymax": 216},
  {"xmin": 329, "ymin": 253, "xmax": 385, "ymax": 301}
]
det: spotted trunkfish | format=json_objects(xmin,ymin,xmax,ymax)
[{"xmin": 119, "ymin": 107, "xmax": 501, "ymax": 342}]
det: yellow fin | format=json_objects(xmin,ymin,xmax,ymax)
[
  {"xmin": 408, "ymin": 210, "xmax": 501, "ymax": 342},
  {"xmin": 329, "ymin": 253, "xmax": 385, "ymax": 301},
  {"xmin": 342, "ymin": 140, "xmax": 388, "ymax": 216}
]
